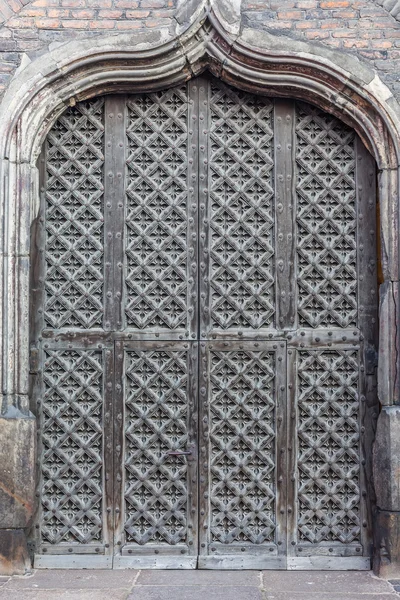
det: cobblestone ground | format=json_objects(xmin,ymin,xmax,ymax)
[{"xmin": 0, "ymin": 570, "xmax": 399, "ymax": 600}]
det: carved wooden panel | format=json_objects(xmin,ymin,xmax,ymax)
[
  {"xmin": 40, "ymin": 349, "xmax": 104, "ymax": 545},
  {"xmin": 209, "ymin": 348, "xmax": 276, "ymax": 543},
  {"xmin": 44, "ymin": 99, "xmax": 105, "ymax": 330},
  {"xmin": 124, "ymin": 89, "xmax": 192, "ymax": 333},
  {"xmin": 199, "ymin": 341, "xmax": 287, "ymax": 567},
  {"xmin": 121, "ymin": 343, "xmax": 197, "ymax": 555},
  {"xmin": 295, "ymin": 102, "xmax": 357, "ymax": 329},
  {"xmin": 207, "ymin": 83, "xmax": 275, "ymax": 332},
  {"xmin": 295, "ymin": 349, "xmax": 361, "ymax": 546}
]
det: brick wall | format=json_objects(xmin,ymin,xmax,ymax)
[
  {"xmin": 243, "ymin": 1, "xmax": 400, "ymax": 98},
  {"xmin": 0, "ymin": 0, "xmax": 399, "ymax": 99}
]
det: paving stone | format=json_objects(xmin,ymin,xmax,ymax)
[
  {"xmin": 389, "ymin": 579, "xmax": 400, "ymax": 592},
  {"xmin": 0, "ymin": 591, "xmax": 130, "ymax": 600},
  {"xmin": 262, "ymin": 571, "xmax": 395, "ymax": 594},
  {"xmin": 127, "ymin": 585, "xmax": 263, "ymax": 600},
  {"xmin": 136, "ymin": 569, "xmax": 259, "ymax": 586},
  {"xmin": 264, "ymin": 595, "xmax": 398, "ymax": 600},
  {"xmin": 4, "ymin": 569, "xmax": 138, "ymax": 590}
]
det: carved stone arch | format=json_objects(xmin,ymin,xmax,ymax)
[{"xmin": 1, "ymin": 9, "xmax": 400, "ymax": 576}]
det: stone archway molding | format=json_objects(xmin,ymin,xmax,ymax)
[{"xmin": 1, "ymin": 2, "xmax": 400, "ymax": 576}]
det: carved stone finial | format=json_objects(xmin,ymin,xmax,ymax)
[{"xmin": 175, "ymin": 0, "xmax": 242, "ymax": 35}]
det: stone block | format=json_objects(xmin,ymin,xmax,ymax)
[
  {"xmin": 0, "ymin": 529, "xmax": 31, "ymax": 575},
  {"xmin": 0, "ymin": 415, "xmax": 36, "ymax": 529},
  {"xmin": 373, "ymin": 509, "xmax": 400, "ymax": 578},
  {"xmin": 373, "ymin": 406, "xmax": 400, "ymax": 511},
  {"xmin": 378, "ymin": 282, "xmax": 400, "ymax": 406}
]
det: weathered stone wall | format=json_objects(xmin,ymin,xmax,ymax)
[{"xmin": 0, "ymin": 0, "xmax": 400, "ymax": 99}]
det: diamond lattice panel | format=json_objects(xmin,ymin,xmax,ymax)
[
  {"xmin": 125, "ymin": 89, "xmax": 189, "ymax": 330},
  {"xmin": 295, "ymin": 102, "xmax": 357, "ymax": 328},
  {"xmin": 44, "ymin": 99, "xmax": 105, "ymax": 329},
  {"xmin": 209, "ymin": 83, "xmax": 275, "ymax": 330},
  {"xmin": 124, "ymin": 349, "xmax": 190, "ymax": 545},
  {"xmin": 296, "ymin": 350, "xmax": 361, "ymax": 544},
  {"xmin": 209, "ymin": 349, "xmax": 276, "ymax": 544},
  {"xmin": 40, "ymin": 349, "xmax": 104, "ymax": 545}
]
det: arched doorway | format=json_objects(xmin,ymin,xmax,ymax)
[{"xmin": 30, "ymin": 75, "xmax": 378, "ymax": 570}]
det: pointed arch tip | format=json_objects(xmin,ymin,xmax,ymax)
[{"xmin": 0, "ymin": 9, "xmax": 400, "ymax": 170}]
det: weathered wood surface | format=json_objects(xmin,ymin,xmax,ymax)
[{"xmin": 31, "ymin": 78, "xmax": 378, "ymax": 571}]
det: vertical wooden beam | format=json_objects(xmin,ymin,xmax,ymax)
[
  {"xmin": 274, "ymin": 100, "xmax": 296, "ymax": 332},
  {"xmin": 188, "ymin": 79, "xmax": 200, "ymax": 340},
  {"xmin": 104, "ymin": 96, "xmax": 125, "ymax": 332},
  {"xmin": 197, "ymin": 78, "xmax": 209, "ymax": 341}
]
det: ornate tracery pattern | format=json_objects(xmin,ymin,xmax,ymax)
[
  {"xmin": 124, "ymin": 349, "xmax": 189, "ymax": 545},
  {"xmin": 296, "ymin": 350, "xmax": 361, "ymax": 544},
  {"xmin": 35, "ymin": 84, "xmax": 374, "ymax": 566},
  {"xmin": 295, "ymin": 103, "xmax": 357, "ymax": 328},
  {"xmin": 44, "ymin": 99, "xmax": 105, "ymax": 329},
  {"xmin": 209, "ymin": 84, "xmax": 275, "ymax": 330},
  {"xmin": 209, "ymin": 350, "xmax": 276, "ymax": 544},
  {"xmin": 41, "ymin": 350, "xmax": 104, "ymax": 544},
  {"xmin": 125, "ymin": 89, "xmax": 189, "ymax": 330}
]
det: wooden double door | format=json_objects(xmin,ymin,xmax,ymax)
[{"xmin": 31, "ymin": 76, "xmax": 378, "ymax": 569}]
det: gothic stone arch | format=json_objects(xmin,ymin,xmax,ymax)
[{"xmin": 1, "ymin": 11, "xmax": 400, "ymax": 576}]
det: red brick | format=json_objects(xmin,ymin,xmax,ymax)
[
  {"xmin": 31, "ymin": 0, "xmax": 58, "ymax": 6},
  {"xmin": 35, "ymin": 17, "xmax": 61, "ymax": 27},
  {"xmin": 7, "ymin": 16, "xmax": 34, "ymax": 27},
  {"xmin": 269, "ymin": 21, "xmax": 292, "ymax": 29},
  {"xmin": 343, "ymin": 39, "xmax": 369, "ymax": 48},
  {"xmin": 385, "ymin": 30, "xmax": 400, "ymax": 38},
  {"xmin": 140, "ymin": 0, "xmax": 167, "ymax": 7},
  {"xmin": 125, "ymin": 9, "xmax": 149, "ymax": 17},
  {"xmin": 98, "ymin": 9, "xmax": 123, "ymax": 17},
  {"xmin": 371, "ymin": 40, "xmax": 393, "ymax": 49},
  {"xmin": 332, "ymin": 30, "xmax": 357, "ymax": 37},
  {"xmin": 89, "ymin": 19, "xmax": 115, "ymax": 28},
  {"xmin": 61, "ymin": 19, "xmax": 88, "ymax": 27},
  {"xmin": 114, "ymin": 0, "xmax": 138, "ymax": 7},
  {"xmin": 60, "ymin": 0, "xmax": 85, "ymax": 6},
  {"xmin": 320, "ymin": 1, "xmax": 350, "ymax": 7},
  {"xmin": 47, "ymin": 9, "xmax": 70, "ymax": 17},
  {"xmin": 332, "ymin": 10, "xmax": 358, "ymax": 18},
  {"xmin": 277, "ymin": 10, "xmax": 303, "ymax": 19},
  {"xmin": 71, "ymin": 9, "xmax": 95, "ymax": 18},
  {"xmin": 270, "ymin": 1, "xmax": 294, "ymax": 8},
  {"xmin": 151, "ymin": 9, "xmax": 174, "ymax": 17},
  {"xmin": 360, "ymin": 8, "xmax": 387, "ymax": 17},
  {"xmin": 320, "ymin": 20, "xmax": 342, "ymax": 29},
  {"xmin": 305, "ymin": 30, "xmax": 330, "ymax": 39},
  {"xmin": 20, "ymin": 7, "xmax": 46, "ymax": 16},
  {"xmin": 86, "ymin": 0, "xmax": 112, "ymax": 6},
  {"xmin": 359, "ymin": 30, "xmax": 384, "ymax": 39},
  {"xmin": 322, "ymin": 38, "xmax": 343, "ymax": 47},
  {"xmin": 8, "ymin": 0, "xmax": 22, "ymax": 11},
  {"xmin": 115, "ymin": 20, "xmax": 143, "ymax": 28},
  {"xmin": 295, "ymin": 1, "xmax": 317, "ymax": 7},
  {"xmin": 358, "ymin": 20, "xmax": 374, "ymax": 28},
  {"xmin": 294, "ymin": 21, "xmax": 315, "ymax": 29}
]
